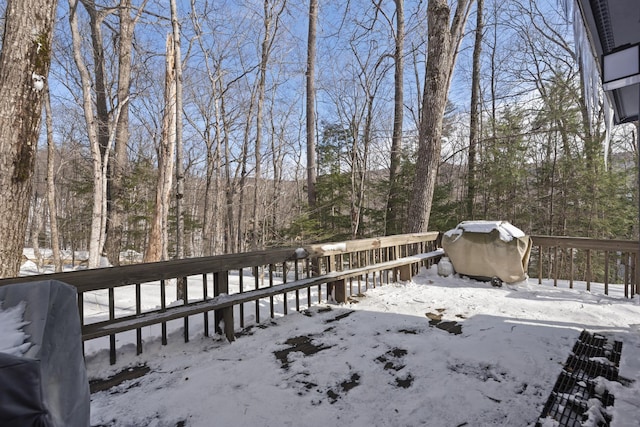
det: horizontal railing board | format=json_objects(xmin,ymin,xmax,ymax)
[
  {"xmin": 305, "ymin": 232, "xmax": 440, "ymax": 256},
  {"xmin": 81, "ymin": 250, "xmax": 444, "ymax": 341},
  {"xmin": 531, "ymin": 236, "xmax": 638, "ymax": 252}
]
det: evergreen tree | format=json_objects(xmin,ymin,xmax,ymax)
[
  {"xmin": 479, "ymin": 106, "xmax": 528, "ymax": 223},
  {"xmin": 314, "ymin": 122, "xmax": 353, "ymax": 240}
]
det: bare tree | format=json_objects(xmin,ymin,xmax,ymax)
[
  {"xmin": 170, "ymin": 0, "xmax": 185, "ymax": 260},
  {"xmin": 385, "ymin": 0, "xmax": 405, "ymax": 235},
  {"xmin": 407, "ymin": 0, "xmax": 473, "ymax": 232},
  {"xmin": 466, "ymin": 0, "xmax": 483, "ymax": 219},
  {"xmin": 251, "ymin": 0, "xmax": 286, "ymax": 249},
  {"xmin": 69, "ymin": 0, "xmax": 136, "ymax": 268},
  {"xmin": 306, "ymin": 0, "xmax": 318, "ymax": 211},
  {"xmin": 69, "ymin": 0, "xmax": 111, "ymax": 268},
  {"xmin": 45, "ymin": 89, "xmax": 62, "ymax": 272},
  {"xmin": 186, "ymin": 1, "xmax": 222, "ymax": 256},
  {"xmin": 145, "ymin": 34, "xmax": 176, "ymax": 263},
  {"xmin": 350, "ymin": 45, "xmax": 392, "ymax": 238},
  {"xmin": 104, "ymin": 0, "xmax": 147, "ymax": 265}
]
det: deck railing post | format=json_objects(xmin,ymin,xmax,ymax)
[
  {"xmin": 553, "ymin": 246, "xmax": 558, "ymax": 287},
  {"xmin": 108, "ymin": 287, "xmax": 116, "ymax": 365},
  {"xmin": 569, "ymin": 248, "xmax": 574, "ymax": 289},
  {"xmin": 160, "ymin": 279, "xmax": 167, "ymax": 345},
  {"xmin": 202, "ymin": 274, "xmax": 209, "ymax": 337},
  {"xmin": 182, "ymin": 277, "xmax": 189, "ymax": 343},
  {"xmin": 586, "ymin": 249, "xmax": 592, "ymax": 292},
  {"xmin": 269, "ymin": 263, "xmax": 275, "ymax": 318},
  {"xmin": 629, "ymin": 252, "xmax": 640, "ymax": 297},
  {"xmin": 214, "ymin": 271, "xmax": 235, "ymax": 342},
  {"xmin": 136, "ymin": 283, "xmax": 142, "ymax": 354},
  {"xmin": 78, "ymin": 291, "xmax": 85, "ymax": 356},
  {"xmin": 537, "ymin": 246, "xmax": 542, "ymax": 285},
  {"xmin": 327, "ymin": 253, "xmax": 338, "ymax": 302},
  {"xmin": 604, "ymin": 251, "xmax": 610, "ymax": 295},
  {"xmin": 399, "ymin": 263, "xmax": 412, "ymax": 281},
  {"xmin": 334, "ymin": 278, "xmax": 347, "ymax": 303},
  {"xmin": 624, "ymin": 253, "xmax": 630, "ymax": 298}
]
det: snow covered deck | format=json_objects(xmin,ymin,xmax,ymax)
[{"xmin": 86, "ymin": 267, "xmax": 640, "ymax": 427}]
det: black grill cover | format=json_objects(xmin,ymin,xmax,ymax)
[{"xmin": 0, "ymin": 280, "xmax": 90, "ymax": 427}]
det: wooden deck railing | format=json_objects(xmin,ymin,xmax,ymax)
[
  {"xmin": 2, "ymin": 232, "xmax": 637, "ymax": 364},
  {"xmin": 529, "ymin": 235, "xmax": 638, "ymax": 298},
  {"xmin": 0, "ymin": 232, "xmax": 441, "ymax": 364}
]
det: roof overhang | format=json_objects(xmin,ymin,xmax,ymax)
[{"xmin": 574, "ymin": 0, "xmax": 640, "ymax": 124}]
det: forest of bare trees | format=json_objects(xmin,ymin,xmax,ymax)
[{"xmin": 0, "ymin": 0, "xmax": 636, "ymax": 277}]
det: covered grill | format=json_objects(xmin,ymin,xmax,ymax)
[{"xmin": 441, "ymin": 221, "xmax": 532, "ymax": 285}]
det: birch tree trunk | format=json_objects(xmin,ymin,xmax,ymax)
[
  {"xmin": 407, "ymin": 0, "xmax": 473, "ymax": 232},
  {"xmin": 144, "ymin": 34, "xmax": 176, "ymax": 263},
  {"xmin": 212, "ymin": 104, "xmax": 224, "ymax": 255},
  {"xmin": 0, "ymin": 0, "xmax": 58, "ymax": 277},
  {"xmin": 70, "ymin": 0, "xmax": 132, "ymax": 268},
  {"xmin": 69, "ymin": 0, "xmax": 107, "ymax": 268}
]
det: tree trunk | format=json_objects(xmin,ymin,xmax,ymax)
[
  {"xmin": 80, "ymin": 0, "xmax": 110, "ymax": 161},
  {"xmin": 385, "ymin": 0, "xmax": 405, "ymax": 236},
  {"xmin": 222, "ymin": 93, "xmax": 238, "ymax": 254},
  {"xmin": 171, "ymin": 0, "xmax": 185, "ymax": 262},
  {"xmin": 145, "ymin": 34, "xmax": 176, "ymax": 263},
  {"xmin": 105, "ymin": 0, "xmax": 138, "ymax": 266},
  {"xmin": 270, "ymin": 116, "xmax": 285, "ymax": 243},
  {"xmin": 467, "ymin": 0, "xmax": 483, "ymax": 219},
  {"xmin": 201, "ymin": 128, "xmax": 214, "ymax": 256},
  {"xmin": 484, "ymin": 2, "xmax": 498, "ymax": 219},
  {"xmin": 69, "ymin": 0, "xmax": 108, "ymax": 268},
  {"xmin": 350, "ymin": 120, "xmax": 360, "ymax": 238},
  {"xmin": 29, "ymin": 193, "xmax": 44, "ymax": 271},
  {"xmin": 212, "ymin": 118, "xmax": 223, "ymax": 255},
  {"xmin": 80, "ymin": 0, "xmax": 111, "ymax": 266},
  {"xmin": 354, "ymin": 99, "xmax": 373, "ymax": 239},
  {"xmin": 408, "ymin": 0, "xmax": 472, "ymax": 232},
  {"xmin": 238, "ymin": 81, "xmax": 258, "ymax": 252},
  {"xmin": 252, "ymin": 0, "xmax": 285, "ymax": 249},
  {"xmin": 306, "ymin": 0, "xmax": 318, "ymax": 211},
  {"xmin": 44, "ymin": 90, "xmax": 62, "ymax": 272},
  {"xmin": 0, "ymin": 0, "xmax": 58, "ymax": 277},
  {"xmin": 237, "ymin": 110, "xmax": 252, "ymax": 253}
]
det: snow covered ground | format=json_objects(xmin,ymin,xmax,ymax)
[{"xmin": 84, "ymin": 266, "xmax": 640, "ymax": 427}]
